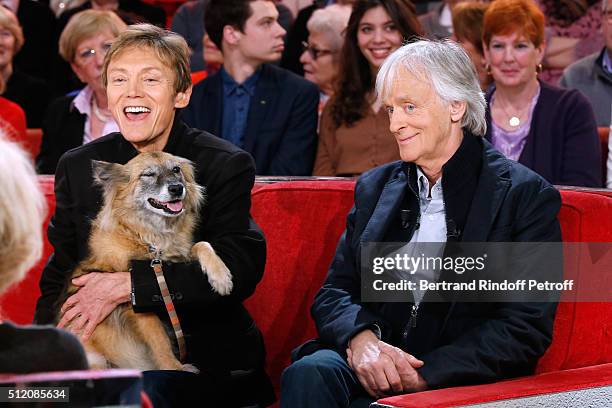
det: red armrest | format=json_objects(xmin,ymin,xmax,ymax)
[{"xmin": 374, "ymin": 363, "xmax": 612, "ymax": 407}]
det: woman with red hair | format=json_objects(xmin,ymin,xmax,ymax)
[{"xmin": 483, "ymin": 0, "xmax": 601, "ymax": 187}]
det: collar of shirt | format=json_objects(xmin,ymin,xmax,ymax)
[
  {"xmin": 602, "ymin": 48, "xmax": 612, "ymax": 75},
  {"xmin": 220, "ymin": 66, "xmax": 261, "ymax": 97},
  {"xmin": 72, "ymin": 85, "xmax": 94, "ymax": 116},
  {"xmin": 416, "ymin": 166, "xmax": 443, "ymax": 203}
]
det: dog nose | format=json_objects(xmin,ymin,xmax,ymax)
[{"xmin": 168, "ymin": 184, "xmax": 184, "ymax": 196}]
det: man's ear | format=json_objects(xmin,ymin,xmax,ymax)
[
  {"xmin": 223, "ymin": 25, "xmax": 242, "ymax": 46},
  {"xmin": 175, "ymin": 85, "xmax": 192, "ymax": 108},
  {"xmin": 92, "ymin": 160, "xmax": 128, "ymax": 187},
  {"xmin": 449, "ymin": 100, "xmax": 467, "ymax": 123}
]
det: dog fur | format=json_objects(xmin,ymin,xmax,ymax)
[{"xmin": 62, "ymin": 151, "xmax": 232, "ymax": 371}]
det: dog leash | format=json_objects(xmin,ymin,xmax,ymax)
[{"xmin": 149, "ymin": 245, "xmax": 187, "ymax": 362}]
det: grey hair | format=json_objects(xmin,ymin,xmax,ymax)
[
  {"xmin": 376, "ymin": 39, "xmax": 487, "ymax": 136},
  {"xmin": 0, "ymin": 136, "xmax": 46, "ymax": 295},
  {"xmin": 306, "ymin": 4, "xmax": 352, "ymax": 52}
]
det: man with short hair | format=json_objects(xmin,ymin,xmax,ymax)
[
  {"xmin": 281, "ymin": 40, "xmax": 562, "ymax": 408},
  {"xmin": 560, "ymin": 0, "xmax": 612, "ymax": 126},
  {"xmin": 181, "ymin": 0, "xmax": 319, "ymax": 176}
]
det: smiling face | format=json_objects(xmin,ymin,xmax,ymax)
[
  {"xmin": 71, "ymin": 29, "xmax": 115, "ymax": 93},
  {"xmin": 384, "ymin": 68, "xmax": 465, "ymax": 169},
  {"xmin": 106, "ymin": 46, "xmax": 192, "ymax": 152},
  {"xmin": 484, "ymin": 31, "xmax": 543, "ymax": 89},
  {"xmin": 299, "ymin": 31, "xmax": 339, "ymax": 94},
  {"xmin": 357, "ymin": 5, "xmax": 403, "ymax": 72},
  {"xmin": 234, "ymin": 0, "xmax": 286, "ymax": 64}
]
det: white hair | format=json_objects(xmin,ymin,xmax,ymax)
[
  {"xmin": 0, "ymin": 137, "xmax": 46, "ymax": 294},
  {"xmin": 376, "ymin": 39, "xmax": 487, "ymax": 136},
  {"xmin": 306, "ymin": 4, "xmax": 352, "ymax": 52}
]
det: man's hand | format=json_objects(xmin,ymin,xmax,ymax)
[
  {"xmin": 378, "ymin": 341, "xmax": 428, "ymax": 393},
  {"xmin": 57, "ymin": 272, "xmax": 131, "ymax": 342}
]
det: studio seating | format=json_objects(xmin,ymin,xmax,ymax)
[{"xmin": 1, "ymin": 178, "xmax": 611, "ymax": 407}]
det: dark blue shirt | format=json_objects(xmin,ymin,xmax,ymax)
[{"xmin": 221, "ymin": 67, "xmax": 261, "ymax": 148}]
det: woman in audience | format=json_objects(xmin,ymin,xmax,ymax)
[
  {"xmin": 313, "ymin": 0, "xmax": 422, "ymax": 176},
  {"xmin": 299, "ymin": 4, "xmax": 352, "ymax": 113},
  {"xmin": 0, "ymin": 6, "xmax": 50, "ymax": 128},
  {"xmin": 483, "ymin": 0, "xmax": 601, "ymax": 187},
  {"xmin": 0, "ymin": 136, "xmax": 88, "ymax": 373},
  {"xmin": 539, "ymin": 0, "xmax": 603, "ymax": 85},
  {"xmin": 452, "ymin": 1, "xmax": 491, "ymax": 90},
  {"xmin": 36, "ymin": 10, "xmax": 127, "ymax": 175}
]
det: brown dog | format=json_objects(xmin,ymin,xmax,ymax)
[{"xmin": 62, "ymin": 152, "xmax": 232, "ymax": 371}]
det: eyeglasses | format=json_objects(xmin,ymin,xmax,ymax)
[
  {"xmin": 76, "ymin": 42, "xmax": 113, "ymax": 62},
  {"xmin": 302, "ymin": 41, "xmax": 334, "ymax": 60}
]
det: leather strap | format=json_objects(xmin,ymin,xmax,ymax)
[{"xmin": 151, "ymin": 258, "xmax": 187, "ymax": 362}]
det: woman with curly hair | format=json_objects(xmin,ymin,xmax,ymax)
[{"xmin": 313, "ymin": 0, "xmax": 422, "ymax": 176}]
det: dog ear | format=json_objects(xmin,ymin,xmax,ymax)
[{"xmin": 91, "ymin": 160, "xmax": 128, "ymax": 186}]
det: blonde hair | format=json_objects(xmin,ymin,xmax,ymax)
[
  {"xmin": 0, "ymin": 137, "xmax": 46, "ymax": 294},
  {"xmin": 0, "ymin": 6, "xmax": 24, "ymax": 55},
  {"xmin": 59, "ymin": 10, "xmax": 127, "ymax": 63},
  {"xmin": 102, "ymin": 24, "xmax": 192, "ymax": 94}
]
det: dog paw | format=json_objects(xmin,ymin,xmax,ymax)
[
  {"xmin": 181, "ymin": 364, "xmax": 200, "ymax": 374},
  {"xmin": 207, "ymin": 266, "xmax": 233, "ymax": 296}
]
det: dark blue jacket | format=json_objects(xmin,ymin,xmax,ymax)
[
  {"xmin": 485, "ymin": 81, "xmax": 602, "ymax": 187},
  {"xmin": 181, "ymin": 64, "xmax": 319, "ymax": 176},
  {"xmin": 304, "ymin": 134, "xmax": 562, "ymax": 389}
]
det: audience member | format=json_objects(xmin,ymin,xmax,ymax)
[
  {"xmin": 281, "ymin": 0, "xmax": 354, "ymax": 76},
  {"xmin": 50, "ymin": 0, "xmax": 88, "ymax": 17},
  {"xmin": 559, "ymin": 0, "xmax": 612, "ymax": 126},
  {"xmin": 539, "ymin": 0, "xmax": 604, "ymax": 85},
  {"xmin": 452, "ymin": 1, "xmax": 491, "ymax": 90},
  {"xmin": 313, "ymin": 0, "xmax": 422, "ymax": 176},
  {"xmin": 0, "ymin": 136, "xmax": 89, "ymax": 374},
  {"xmin": 419, "ymin": 0, "xmax": 460, "ymax": 39},
  {"xmin": 0, "ymin": 6, "xmax": 50, "ymax": 128},
  {"xmin": 281, "ymin": 39, "xmax": 562, "ymax": 408},
  {"xmin": 37, "ymin": 10, "xmax": 127, "ymax": 175},
  {"xmin": 57, "ymin": 0, "xmax": 166, "ymax": 35},
  {"xmin": 34, "ymin": 24, "xmax": 274, "ymax": 407},
  {"xmin": 300, "ymin": 4, "xmax": 351, "ymax": 111},
  {"xmin": 171, "ymin": 0, "xmax": 210, "ymax": 72},
  {"xmin": 172, "ymin": 0, "xmax": 293, "ymax": 73},
  {"xmin": 202, "ymin": 33, "xmax": 223, "ymax": 73},
  {"xmin": 483, "ymin": 0, "xmax": 601, "ymax": 187},
  {"xmin": 182, "ymin": 0, "xmax": 319, "ymax": 176},
  {"xmin": 1, "ymin": 0, "xmax": 58, "ymax": 83}
]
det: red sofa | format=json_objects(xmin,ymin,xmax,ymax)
[{"xmin": 1, "ymin": 178, "xmax": 611, "ymax": 407}]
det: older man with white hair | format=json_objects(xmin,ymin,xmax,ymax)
[{"xmin": 281, "ymin": 40, "xmax": 562, "ymax": 408}]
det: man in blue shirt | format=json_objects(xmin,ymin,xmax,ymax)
[{"xmin": 181, "ymin": 0, "xmax": 319, "ymax": 176}]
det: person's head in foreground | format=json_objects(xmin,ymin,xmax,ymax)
[
  {"xmin": 482, "ymin": 0, "xmax": 545, "ymax": 93},
  {"xmin": 102, "ymin": 23, "xmax": 193, "ymax": 152},
  {"xmin": 376, "ymin": 39, "xmax": 486, "ymax": 178},
  {"xmin": 0, "ymin": 137, "xmax": 45, "ymax": 295}
]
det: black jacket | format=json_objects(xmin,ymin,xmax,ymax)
[
  {"xmin": 37, "ymin": 94, "xmax": 86, "ymax": 175},
  {"xmin": 34, "ymin": 119, "xmax": 274, "ymax": 405},
  {"xmin": 181, "ymin": 64, "xmax": 319, "ymax": 176},
  {"xmin": 303, "ymin": 134, "xmax": 562, "ymax": 389}
]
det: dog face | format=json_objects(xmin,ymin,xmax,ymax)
[{"xmin": 92, "ymin": 152, "xmax": 204, "ymax": 228}]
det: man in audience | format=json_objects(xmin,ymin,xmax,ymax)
[
  {"xmin": 181, "ymin": 0, "xmax": 319, "ymax": 176},
  {"xmin": 559, "ymin": 0, "xmax": 612, "ymax": 126},
  {"xmin": 418, "ymin": 0, "xmax": 460, "ymax": 40},
  {"xmin": 281, "ymin": 40, "xmax": 562, "ymax": 407}
]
